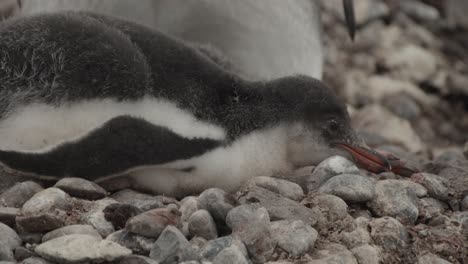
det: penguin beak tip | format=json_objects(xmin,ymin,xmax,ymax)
[{"xmin": 334, "ymin": 143, "xmax": 420, "ymax": 177}]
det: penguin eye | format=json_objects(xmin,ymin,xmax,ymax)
[
  {"xmin": 231, "ymin": 90, "xmax": 240, "ymax": 103},
  {"xmin": 327, "ymin": 119, "xmax": 339, "ymax": 133}
]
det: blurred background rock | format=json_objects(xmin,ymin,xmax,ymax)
[
  {"xmin": 0, "ymin": 0, "xmax": 19, "ymax": 20},
  {"xmin": 321, "ymin": 0, "xmax": 468, "ymax": 158}
]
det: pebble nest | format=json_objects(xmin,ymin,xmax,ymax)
[{"xmin": 1, "ymin": 1, "xmax": 468, "ymax": 264}]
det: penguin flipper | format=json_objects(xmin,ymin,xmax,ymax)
[{"xmin": 0, "ymin": 115, "xmax": 221, "ymax": 180}]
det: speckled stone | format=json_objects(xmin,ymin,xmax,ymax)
[
  {"xmin": 126, "ymin": 207, "xmax": 181, "ymax": 238},
  {"xmin": 188, "ymin": 209, "xmax": 217, "ymax": 240},
  {"xmin": 0, "ymin": 208, "xmax": 18, "ymax": 227},
  {"xmin": 369, "ymin": 217, "xmax": 409, "ymax": 250},
  {"xmin": 270, "ymin": 220, "xmax": 317, "ymax": 257},
  {"xmin": 238, "ymin": 186, "xmax": 319, "ymax": 226},
  {"xmin": 319, "ymin": 174, "xmax": 375, "ymax": 202},
  {"xmin": 0, "ymin": 181, "xmax": 43, "ymax": 208},
  {"xmin": 35, "ymin": 234, "xmax": 131, "ymax": 263},
  {"xmin": 80, "ymin": 198, "xmax": 118, "ymax": 237},
  {"xmin": 198, "ymin": 188, "xmax": 237, "ymax": 225},
  {"xmin": 106, "ymin": 230, "xmax": 155, "ymax": 255},
  {"xmin": 42, "ymin": 225, "xmax": 101, "ymax": 243},
  {"xmin": 103, "ymin": 203, "xmax": 143, "ymax": 230},
  {"xmin": 16, "ymin": 188, "xmax": 73, "ymax": 233},
  {"xmin": 307, "ymin": 156, "xmax": 360, "ymax": 192},
  {"xmin": 55, "ymin": 177, "xmax": 107, "ymax": 200},
  {"xmin": 149, "ymin": 226, "xmax": 198, "ymax": 264},
  {"xmin": 367, "ymin": 180, "xmax": 426, "ymax": 223},
  {"xmin": 200, "ymin": 236, "xmax": 247, "ymax": 261},
  {"xmin": 226, "ymin": 203, "xmax": 275, "ymax": 263},
  {"xmin": 250, "ymin": 176, "xmax": 304, "ymax": 201}
]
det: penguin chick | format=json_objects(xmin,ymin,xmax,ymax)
[{"xmin": 0, "ymin": 11, "xmax": 374, "ymax": 196}]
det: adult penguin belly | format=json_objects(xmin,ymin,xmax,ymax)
[{"xmin": 19, "ymin": 0, "xmax": 356, "ymax": 80}]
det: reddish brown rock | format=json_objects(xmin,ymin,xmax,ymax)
[{"xmin": 126, "ymin": 207, "xmax": 181, "ymax": 238}]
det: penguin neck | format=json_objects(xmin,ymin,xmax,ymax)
[{"xmin": 222, "ymin": 80, "xmax": 293, "ymax": 141}]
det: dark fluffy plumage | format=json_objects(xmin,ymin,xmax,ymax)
[
  {"xmin": 0, "ymin": 11, "xmax": 348, "ymax": 140},
  {"xmin": 0, "ymin": 11, "xmax": 358, "ymax": 181}
]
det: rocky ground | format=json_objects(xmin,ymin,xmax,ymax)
[{"xmin": 1, "ymin": 1, "xmax": 468, "ymax": 264}]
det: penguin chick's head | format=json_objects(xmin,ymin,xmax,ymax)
[{"xmin": 264, "ymin": 75, "xmax": 364, "ymax": 168}]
